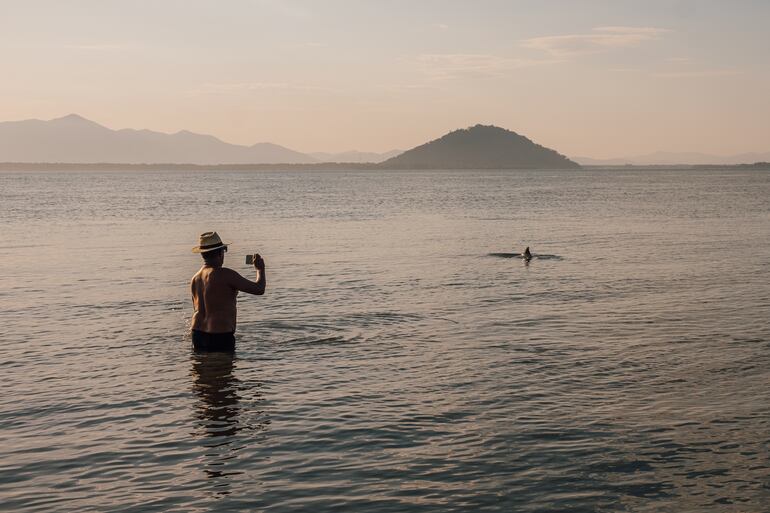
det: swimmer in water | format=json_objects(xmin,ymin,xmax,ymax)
[{"xmin": 523, "ymin": 247, "xmax": 532, "ymax": 260}]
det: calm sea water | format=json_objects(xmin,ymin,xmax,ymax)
[{"xmin": 1, "ymin": 168, "xmax": 769, "ymax": 512}]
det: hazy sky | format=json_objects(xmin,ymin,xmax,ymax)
[{"xmin": 1, "ymin": 0, "xmax": 768, "ymax": 157}]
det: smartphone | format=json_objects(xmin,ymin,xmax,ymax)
[{"xmin": 245, "ymin": 254, "xmax": 254, "ymax": 265}]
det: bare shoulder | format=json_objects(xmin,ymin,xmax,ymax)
[
  {"xmin": 221, "ymin": 266, "xmax": 245, "ymax": 281},
  {"xmin": 221, "ymin": 267, "xmax": 259, "ymax": 292}
]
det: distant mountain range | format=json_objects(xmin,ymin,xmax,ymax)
[
  {"xmin": 0, "ymin": 114, "xmax": 404, "ymax": 165},
  {"xmin": 2, "ymin": 114, "xmax": 764, "ymax": 168},
  {"xmin": 0, "ymin": 115, "xmax": 577, "ymax": 168},
  {"xmin": 573, "ymin": 151, "xmax": 770, "ymax": 166},
  {"xmin": 0, "ymin": 114, "xmax": 318, "ymax": 164},
  {"xmin": 381, "ymin": 124, "xmax": 580, "ymax": 169}
]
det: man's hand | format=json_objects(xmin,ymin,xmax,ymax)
[{"xmin": 252, "ymin": 254, "xmax": 265, "ymax": 272}]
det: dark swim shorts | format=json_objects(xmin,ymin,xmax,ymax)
[{"xmin": 192, "ymin": 330, "xmax": 236, "ymax": 352}]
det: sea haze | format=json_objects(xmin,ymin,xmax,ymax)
[{"xmin": 1, "ymin": 168, "xmax": 769, "ymax": 512}]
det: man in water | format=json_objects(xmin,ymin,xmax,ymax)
[
  {"xmin": 523, "ymin": 247, "xmax": 532, "ymax": 260},
  {"xmin": 190, "ymin": 231, "xmax": 266, "ymax": 351}
]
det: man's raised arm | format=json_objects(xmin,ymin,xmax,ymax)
[{"xmin": 228, "ymin": 254, "xmax": 266, "ymax": 295}]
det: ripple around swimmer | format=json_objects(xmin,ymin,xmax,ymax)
[
  {"xmin": 256, "ymin": 311, "xmax": 424, "ymax": 339},
  {"xmin": 487, "ymin": 252, "xmax": 563, "ymax": 260},
  {"xmin": 282, "ymin": 333, "xmax": 365, "ymax": 346}
]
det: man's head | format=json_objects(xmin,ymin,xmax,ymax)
[
  {"xmin": 202, "ymin": 246, "xmax": 226, "ymax": 266},
  {"xmin": 192, "ymin": 231, "xmax": 229, "ymax": 266}
]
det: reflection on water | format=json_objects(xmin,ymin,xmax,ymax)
[
  {"xmin": 192, "ymin": 351, "xmax": 241, "ymax": 438},
  {"xmin": 190, "ymin": 351, "xmax": 245, "ymax": 494}
]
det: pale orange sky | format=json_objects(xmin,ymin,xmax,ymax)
[{"xmin": 1, "ymin": 0, "xmax": 768, "ymax": 157}]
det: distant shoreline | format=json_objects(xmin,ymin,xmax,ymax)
[
  {"xmin": 1, "ymin": 161, "xmax": 768, "ymax": 172},
  {"xmin": 583, "ymin": 162, "xmax": 770, "ymax": 170}
]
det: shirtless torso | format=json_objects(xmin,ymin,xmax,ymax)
[{"xmin": 190, "ymin": 253, "xmax": 266, "ymax": 334}]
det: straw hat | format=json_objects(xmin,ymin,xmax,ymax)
[{"xmin": 192, "ymin": 231, "xmax": 230, "ymax": 253}]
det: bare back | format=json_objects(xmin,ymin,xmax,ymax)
[{"xmin": 191, "ymin": 266, "xmax": 240, "ymax": 333}]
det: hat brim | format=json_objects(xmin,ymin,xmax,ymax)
[{"xmin": 192, "ymin": 242, "xmax": 230, "ymax": 253}]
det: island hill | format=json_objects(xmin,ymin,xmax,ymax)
[
  {"xmin": 0, "ymin": 114, "xmax": 581, "ymax": 170},
  {"xmin": 380, "ymin": 124, "xmax": 579, "ymax": 169}
]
